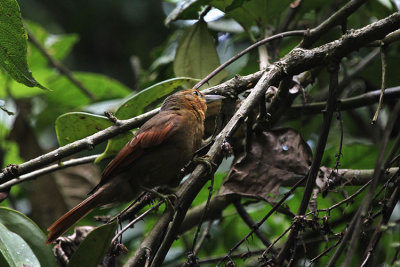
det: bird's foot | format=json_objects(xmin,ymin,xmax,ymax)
[
  {"xmin": 193, "ymin": 155, "xmax": 216, "ymax": 174},
  {"xmin": 140, "ymin": 186, "xmax": 176, "ymax": 212}
]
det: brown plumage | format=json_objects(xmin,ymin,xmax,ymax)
[{"xmin": 46, "ymin": 89, "xmax": 210, "ymax": 244}]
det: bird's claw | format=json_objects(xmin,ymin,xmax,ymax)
[
  {"xmin": 140, "ymin": 186, "xmax": 176, "ymax": 212},
  {"xmin": 193, "ymin": 155, "xmax": 216, "ymax": 174}
]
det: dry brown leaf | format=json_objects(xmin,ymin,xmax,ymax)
[{"xmin": 221, "ymin": 128, "xmax": 312, "ymax": 201}]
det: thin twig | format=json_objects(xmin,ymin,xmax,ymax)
[
  {"xmin": 371, "ymin": 45, "xmax": 388, "ymax": 123},
  {"xmin": 233, "ymin": 200, "xmax": 274, "ymax": 249},
  {"xmin": 140, "ymin": 15, "xmax": 400, "ymax": 263},
  {"xmin": 308, "ymin": 236, "xmax": 342, "ymax": 266},
  {"xmin": 191, "ymin": 249, "xmax": 265, "ymax": 266},
  {"xmin": 190, "ymin": 173, "xmax": 215, "ymax": 256},
  {"xmin": 360, "ymin": 170, "xmax": 400, "ymax": 265},
  {"xmin": 217, "ymin": 176, "xmax": 307, "ymax": 266},
  {"xmin": 300, "ymin": 0, "xmax": 368, "ymax": 48},
  {"xmin": 384, "ymin": 129, "xmax": 400, "ymax": 168},
  {"xmin": 276, "ymin": 61, "xmax": 340, "ymax": 264},
  {"xmin": 4, "ymin": 13, "xmax": 400, "ymax": 188},
  {"xmin": 177, "ymin": 167, "xmax": 399, "ymax": 240},
  {"xmin": 111, "ymin": 201, "xmax": 163, "ymax": 245},
  {"xmin": 317, "ymin": 179, "xmax": 372, "ymax": 214},
  {"xmin": 262, "ymin": 223, "xmax": 295, "ymax": 258},
  {"xmin": 193, "ymin": 220, "xmax": 213, "ymax": 255},
  {"xmin": 108, "ymin": 193, "xmax": 146, "ymax": 223},
  {"xmin": 27, "ymin": 31, "xmax": 96, "ymax": 101},
  {"xmin": 326, "ymin": 208, "xmax": 362, "ymax": 267},
  {"xmin": 0, "ymin": 154, "xmax": 99, "ymax": 190},
  {"xmin": 192, "ymin": 30, "xmax": 306, "ymax": 90},
  {"xmin": 289, "ymin": 86, "xmax": 400, "ymax": 115},
  {"xmin": 343, "ymin": 99, "xmax": 400, "ymax": 266},
  {"xmin": 0, "ymin": 71, "xmax": 266, "ymax": 184}
]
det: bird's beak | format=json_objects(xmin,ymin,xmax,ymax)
[{"xmin": 205, "ymin": 94, "xmax": 225, "ymax": 103}]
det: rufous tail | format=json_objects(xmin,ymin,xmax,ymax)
[{"xmin": 46, "ymin": 191, "xmax": 101, "ymax": 244}]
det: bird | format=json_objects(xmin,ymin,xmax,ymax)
[{"xmin": 46, "ymin": 88, "xmax": 223, "ymax": 244}]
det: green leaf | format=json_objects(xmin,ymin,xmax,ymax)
[
  {"xmin": 166, "ymin": 0, "xmax": 292, "ymax": 34},
  {"xmin": 33, "ymin": 71, "xmax": 131, "ymax": 132},
  {"xmin": 0, "ymin": 223, "xmax": 40, "ymax": 267},
  {"xmin": 25, "ymin": 20, "xmax": 79, "ymax": 68},
  {"xmin": 0, "ymin": 207, "xmax": 55, "ymax": 267},
  {"xmin": 174, "ymin": 20, "xmax": 227, "ymax": 87},
  {"xmin": 67, "ymin": 221, "xmax": 118, "ymax": 267},
  {"xmin": 115, "ymin": 77, "xmax": 198, "ymax": 120},
  {"xmin": 221, "ymin": 0, "xmax": 292, "ymax": 32},
  {"xmin": 165, "ymin": 0, "xmax": 211, "ymax": 25},
  {"xmin": 94, "ymin": 131, "xmax": 133, "ymax": 163},
  {"xmin": 0, "ymin": 0, "xmax": 46, "ymax": 89},
  {"xmin": 95, "ymin": 77, "xmax": 198, "ymax": 162},
  {"xmin": 225, "ymin": 0, "xmax": 245, "ymax": 12},
  {"xmin": 56, "ymin": 112, "xmax": 113, "ymax": 146},
  {"xmin": 44, "ymin": 71, "xmax": 131, "ymax": 108}
]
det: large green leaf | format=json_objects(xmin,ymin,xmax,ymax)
[
  {"xmin": 174, "ymin": 19, "xmax": 227, "ymax": 87},
  {"xmin": 67, "ymin": 221, "xmax": 118, "ymax": 267},
  {"xmin": 0, "ymin": 0, "xmax": 45, "ymax": 89},
  {"xmin": 0, "ymin": 223, "xmax": 40, "ymax": 267},
  {"xmin": 95, "ymin": 77, "xmax": 198, "ymax": 162},
  {"xmin": 0, "ymin": 207, "xmax": 54, "ymax": 267},
  {"xmin": 35, "ymin": 71, "xmax": 131, "ymax": 132},
  {"xmin": 44, "ymin": 71, "xmax": 131, "ymax": 108},
  {"xmin": 56, "ymin": 112, "xmax": 113, "ymax": 146}
]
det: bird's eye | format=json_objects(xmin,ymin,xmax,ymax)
[{"xmin": 192, "ymin": 90, "xmax": 199, "ymax": 96}]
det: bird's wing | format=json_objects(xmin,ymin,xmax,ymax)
[{"xmin": 90, "ymin": 113, "xmax": 181, "ymax": 193}]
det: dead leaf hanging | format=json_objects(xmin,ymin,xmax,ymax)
[{"xmin": 221, "ymin": 128, "xmax": 312, "ymax": 201}]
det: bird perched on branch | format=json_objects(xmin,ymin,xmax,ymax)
[{"xmin": 46, "ymin": 89, "xmax": 223, "ymax": 244}]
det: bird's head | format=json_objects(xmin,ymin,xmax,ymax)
[
  {"xmin": 162, "ymin": 89, "xmax": 225, "ymax": 121},
  {"xmin": 161, "ymin": 89, "xmax": 207, "ymax": 121}
]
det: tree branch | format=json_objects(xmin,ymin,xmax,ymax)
[
  {"xmin": 288, "ymin": 86, "xmax": 400, "ymax": 115},
  {"xmin": 126, "ymin": 13, "xmax": 400, "ymax": 266},
  {"xmin": 276, "ymin": 60, "xmax": 340, "ymax": 264},
  {"xmin": 0, "ymin": 154, "xmax": 99, "ymax": 190},
  {"xmin": 27, "ymin": 31, "xmax": 96, "ymax": 101},
  {"xmin": 300, "ymin": 0, "xmax": 368, "ymax": 48},
  {"xmin": 0, "ymin": 108, "xmax": 159, "ymax": 183}
]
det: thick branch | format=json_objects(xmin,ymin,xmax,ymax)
[
  {"xmin": 300, "ymin": 0, "xmax": 368, "ymax": 48},
  {"xmin": 178, "ymin": 167, "xmax": 398, "ymax": 235},
  {"xmin": 4, "ymin": 12, "xmax": 400, "ymax": 186},
  {"xmin": 126, "ymin": 13, "xmax": 400, "ymax": 266},
  {"xmin": 277, "ymin": 62, "xmax": 340, "ymax": 264},
  {"xmin": 0, "ymin": 71, "xmax": 266, "ymax": 185},
  {"xmin": 0, "ymin": 108, "xmax": 159, "ymax": 183},
  {"xmin": 288, "ymin": 86, "xmax": 400, "ymax": 115}
]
